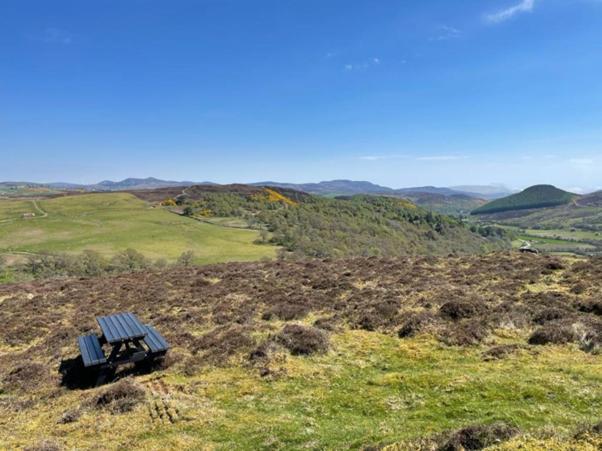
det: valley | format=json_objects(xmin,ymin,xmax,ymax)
[{"xmin": 471, "ymin": 186, "xmax": 602, "ymax": 256}]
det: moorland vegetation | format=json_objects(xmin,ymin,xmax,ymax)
[{"xmin": 1, "ymin": 253, "xmax": 601, "ymax": 449}]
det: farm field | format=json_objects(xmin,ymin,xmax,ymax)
[
  {"xmin": 0, "ymin": 193, "xmax": 276, "ymax": 265},
  {"xmin": 1, "ymin": 253, "xmax": 601, "ymax": 449},
  {"xmin": 499, "ymin": 225, "xmax": 602, "ymax": 255}
]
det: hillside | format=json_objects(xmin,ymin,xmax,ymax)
[
  {"xmin": 577, "ymin": 191, "xmax": 602, "ymax": 207},
  {"xmin": 0, "ymin": 192, "xmax": 275, "ymax": 266},
  {"xmin": 171, "ymin": 185, "xmax": 506, "ymax": 257},
  {"xmin": 1, "ymin": 254, "xmax": 601, "ymax": 449},
  {"xmin": 402, "ymin": 192, "xmax": 487, "ymax": 216},
  {"xmin": 472, "ymin": 185, "xmax": 577, "ymax": 215},
  {"xmin": 255, "ymin": 179, "xmax": 394, "ymax": 196},
  {"xmin": 451, "ymin": 185, "xmax": 514, "ymax": 200}
]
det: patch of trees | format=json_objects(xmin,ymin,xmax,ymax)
[
  {"xmin": 180, "ymin": 191, "xmax": 508, "ymax": 258},
  {"xmin": 4, "ymin": 249, "xmax": 196, "ymax": 282}
]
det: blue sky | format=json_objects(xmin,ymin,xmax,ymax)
[{"xmin": 1, "ymin": 0, "xmax": 602, "ymax": 191}]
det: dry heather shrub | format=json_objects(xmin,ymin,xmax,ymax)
[
  {"xmin": 532, "ymin": 308, "xmax": 569, "ymax": 325},
  {"xmin": 2, "ymin": 362, "xmax": 47, "ymax": 391},
  {"xmin": 249, "ymin": 340, "xmax": 280, "ymax": 363},
  {"xmin": 398, "ymin": 311, "xmax": 437, "ymax": 338},
  {"xmin": 58, "ymin": 409, "xmax": 81, "ymax": 424},
  {"xmin": 439, "ymin": 321, "xmax": 488, "ymax": 347},
  {"xmin": 194, "ymin": 324, "xmax": 256, "ymax": 365},
  {"xmin": 545, "ymin": 260, "xmax": 565, "ymax": 271},
  {"xmin": 440, "ymin": 301, "xmax": 480, "ymax": 321},
  {"xmin": 578, "ymin": 300, "xmax": 602, "ymax": 316},
  {"xmin": 24, "ymin": 440, "xmax": 61, "ymax": 451},
  {"xmin": 528, "ymin": 325, "xmax": 577, "ymax": 345},
  {"xmin": 482, "ymin": 344, "xmax": 521, "ymax": 361},
  {"xmin": 438, "ymin": 422, "xmax": 519, "ymax": 450},
  {"xmin": 91, "ymin": 379, "xmax": 145, "ymax": 414},
  {"xmin": 262, "ymin": 302, "xmax": 310, "ymax": 321},
  {"xmin": 276, "ymin": 324, "xmax": 329, "ymax": 355},
  {"xmin": 313, "ymin": 316, "xmax": 340, "ymax": 331}
]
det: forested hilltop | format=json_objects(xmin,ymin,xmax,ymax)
[{"xmin": 157, "ymin": 185, "xmax": 508, "ymax": 258}]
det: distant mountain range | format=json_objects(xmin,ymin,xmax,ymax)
[
  {"xmin": 1, "ymin": 177, "xmax": 204, "ymax": 192},
  {"xmin": 255, "ymin": 180, "xmax": 513, "ymax": 200},
  {"xmin": 0, "ymin": 178, "xmax": 514, "ymax": 199}
]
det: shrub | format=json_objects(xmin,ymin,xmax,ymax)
[
  {"xmin": 532, "ymin": 308, "xmax": 567, "ymax": 325},
  {"xmin": 109, "ymin": 249, "xmax": 149, "ymax": 272},
  {"xmin": 2, "ymin": 362, "xmax": 47, "ymax": 391},
  {"xmin": 482, "ymin": 344, "xmax": 521, "ymax": 361},
  {"xmin": 528, "ymin": 325, "xmax": 576, "ymax": 345},
  {"xmin": 439, "ymin": 321, "xmax": 488, "ymax": 346},
  {"xmin": 398, "ymin": 311, "xmax": 437, "ymax": 338},
  {"xmin": 440, "ymin": 301, "xmax": 480, "ymax": 320},
  {"xmin": 276, "ymin": 324, "xmax": 329, "ymax": 356},
  {"xmin": 24, "ymin": 440, "xmax": 61, "ymax": 451},
  {"xmin": 262, "ymin": 303, "xmax": 309, "ymax": 321},
  {"xmin": 438, "ymin": 422, "xmax": 519, "ymax": 450},
  {"xmin": 194, "ymin": 325, "xmax": 256, "ymax": 365},
  {"xmin": 91, "ymin": 379, "xmax": 145, "ymax": 414},
  {"xmin": 176, "ymin": 251, "xmax": 195, "ymax": 267}
]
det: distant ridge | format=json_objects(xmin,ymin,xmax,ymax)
[
  {"xmin": 1, "ymin": 177, "xmax": 513, "ymax": 200},
  {"xmin": 472, "ymin": 184, "xmax": 577, "ymax": 215},
  {"xmin": 254, "ymin": 180, "xmax": 509, "ymax": 199}
]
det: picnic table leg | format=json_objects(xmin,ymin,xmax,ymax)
[
  {"xmin": 94, "ymin": 366, "xmax": 115, "ymax": 387},
  {"xmin": 108, "ymin": 342, "xmax": 123, "ymax": 362}
]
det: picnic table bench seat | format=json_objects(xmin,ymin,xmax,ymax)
[
  {"xmin": 78, "ymin": 334, "xmax": 107, "ymax": 367},
  {"xmin": 143, "ymin": 324, "xmax": 169, "ymax": 354}
]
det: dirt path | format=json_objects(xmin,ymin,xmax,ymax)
[
  {"xmin": 31, "ymin": 199, "xmax": 48, "ymax": 218},
  {"xmin": 0, "ymin": 199, "xmax": 48, "ymax": 225}
]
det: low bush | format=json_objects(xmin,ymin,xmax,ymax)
[
  {"xmin": 438, "ymin": 422, "xmax": 519, "ymax": 450},
  {"xmin": 276, "ymin": 324, "xmax": 329, "ymax": 355},
  {"xmin": 528, "ymin": 325, "xmax": 576, "ymax": 345},
  {"xmin": 91, "ymin": 379, "xmax": 145, "ymax": 414},
  {"xmin": 440, "ymin": 301, "xmax": 480, "ymax": 320}
]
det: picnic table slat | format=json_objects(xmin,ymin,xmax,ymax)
[
  {"xmin": 78, "ymin": 335, "xmax": 107, "ymax": 367},
  {"xmin": 143, "ymin": 324, "xmax": 170, "ymax": 354},
  {"xmin": 97, "ymin": 312, "xmax": 147, "ymax": 344}
]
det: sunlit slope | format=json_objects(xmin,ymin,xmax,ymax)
[
  {"xmin": 0, "ymin": 193, "xmax": 276, "ymax": 264},
  {"xmin": 473, "ymin": 185, "xmax": 576, "ymax": 215}
]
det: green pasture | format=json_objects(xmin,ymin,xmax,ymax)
[{"xmin": 0, "ymin": 193, "xmax": 276, "ymax": 264}]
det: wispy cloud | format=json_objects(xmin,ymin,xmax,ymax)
[
  {"xmin": 430, "ymin": 25, "xmax": 461, "ymax": 41},
  {"xmin": 485, "ymin": 0, "xmax": 535, "ymax": 24},
  {"xmin": 357, "ymin": 154, "xmax": 403, "ymax": 161},
  {"xmin": 569, "ymin": 157, "xmax": 595, "ymax": 166},
  {"xmin": 41, "ymin": 27, "xmax": 72, "ymax": 45},
  {"xmin": 344, "ymin": 57, "xmax": 381, "ymax": 72},
  {"xmin": 416, "ymin": 155, "xmax": 467, "ymax": 161}
]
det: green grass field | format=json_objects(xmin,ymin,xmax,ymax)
[{"xmin": 0, "ymin": 193, "xmax": 276, "ymax": 264}]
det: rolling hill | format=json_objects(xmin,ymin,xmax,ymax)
[
  {"xmin": 1, "ymin": 178, "xmax": 510, "ymax": 216},
  {"xmin": 0, "ymin": 192, "xmax": 276, "ymax": 265},
  {"xmin": 0, "ymin": 185, "xmax": 507, "ymax": 283},
  {"xmin": 401, "ymin": 192, "xmax": 487, "ymax": 216},
  {"xmin": 167, "ymin": 185, "xmax": 507, "ymax": 257},
  {"xmin": 472, "ymin": 185, "xmax": 577, "ymax": 215}
]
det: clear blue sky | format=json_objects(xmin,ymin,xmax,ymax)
[{"xmin": 1, "ymin": 0, "xmax": 602, "ymax": 191}]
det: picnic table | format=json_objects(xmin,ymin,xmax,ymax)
[{"xmin": 78, "ymin": 312, "xmax": 169, "ymax": 380}]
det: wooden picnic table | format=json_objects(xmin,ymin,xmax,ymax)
[{"xmin": 78, "ymin": 312, "xmax": 169, "ymax": 377}]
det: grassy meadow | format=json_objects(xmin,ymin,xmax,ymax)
[
  {"xmin": 4, "ymin": 331, "xmax": 601, "ymax": 450},
  {"xmin": 0, "ymin": 193, "xmax": 276, "ymax": 265}
]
